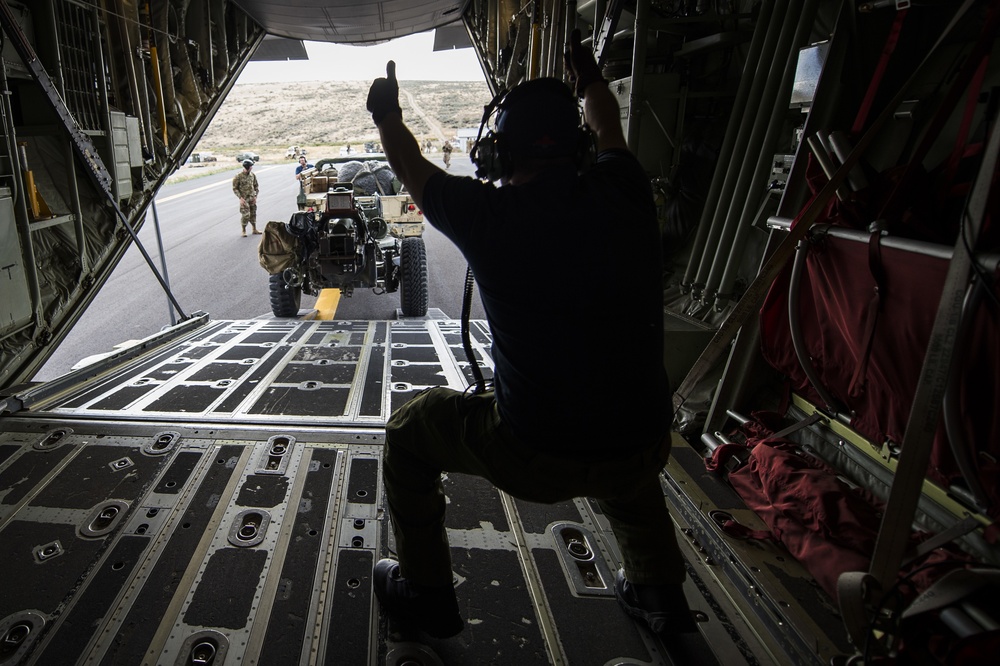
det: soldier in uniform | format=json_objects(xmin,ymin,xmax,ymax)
[
  {"xmin": 233, "ymin": 159, "xmax": 260, "ymax": 237},
  {"xmin": 441, "ymin": 140, "xmax": 453, "ymax": 168}
]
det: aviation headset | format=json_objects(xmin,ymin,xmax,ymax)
[{"xmin": 470, "ymin": 78, "xmax": 595, "ymax": 181}]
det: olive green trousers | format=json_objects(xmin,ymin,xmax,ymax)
[{"xmin": 382, "ymin": 387, "xmax": 685, "ymax": 587}]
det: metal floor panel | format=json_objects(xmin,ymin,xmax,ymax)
[
  {"xmin": 0, "ymin": 417, "xmax": 700, "ymax": 666},
  {"xmin": 34, "ymin": 319, "xmax": 489, "ymax": 427},
  {"xmin": 0, "ymin": 318, "xmax": 832, "ymax": 664}
]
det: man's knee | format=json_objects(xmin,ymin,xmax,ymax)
[
  {"xmin": 384, "ymin": 387, "xmax": 477, "ymax": 478},
  {"xmin": 384, "ymin": 389, "xmax": 460, "ymax": 487},
  {"xmin": 386, "ymin": 387, "xmax": 456, "ymax": 438}
]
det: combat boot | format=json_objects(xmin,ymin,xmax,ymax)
[
  {"xmin": 614, "ymin": 569, "xmax": 698, "ymax": 636},
  {"xmin": 373, "ymin": 559, "xmax": 464, "ymax": 638}
]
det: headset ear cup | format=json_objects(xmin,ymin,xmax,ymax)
[
  {"xmin": 473, "ymin": 131, "xmax": 506, "ymax": 181},
  {"xmin": 471, "ymin": 133, "xmax": 489, "ymax": 179}
]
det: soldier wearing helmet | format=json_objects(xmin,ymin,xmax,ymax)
[{"xmin": 233, "ymin": 159, "xmax": 260, "ymax": 237}]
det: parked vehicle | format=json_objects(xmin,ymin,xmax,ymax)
[
  {"xmin": 235, "ymin": 151, "xmax": 259, "ymax": 163},
  {"xmin": 261, "ymin": 179, "xmax": 428, "ymax": 318},
  {"xmin": 187, "ymin": 151, "xmax": 217, "ymax": 163}
]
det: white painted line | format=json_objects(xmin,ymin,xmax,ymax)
[{"xmin": 156, "ymin": 164, "xmax": 283, "ymax": 204}]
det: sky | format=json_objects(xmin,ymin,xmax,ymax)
[{"xmin": 237, "ymin": 31, "xmax": 485, "ymax": 84}]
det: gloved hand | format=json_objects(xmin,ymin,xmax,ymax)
[
  {"xmin": 367, "ymin": 60, "xmax": 402, "ymax": 125},
  {"xmin": 563, "ymin": 29, "xmax": 606, "ymax": 98}
]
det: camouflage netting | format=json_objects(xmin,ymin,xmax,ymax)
[
  {"xmin": 353, "ymin": 172, "xmax": 380, "ymax": 195},
  {"xmin": 343, "ymin": 160, "xmax": 399, "ymax": 195},
  {"xmin": 373, "ymin": 165, "xmax": 397, "ymax": 194},
  {"xmin": 336, "ymin": 161, "xmax": 365, "ymax": 183},
  {"xmin": 316, "ymin": 160, "xmax": 399, "ymax": 195}
]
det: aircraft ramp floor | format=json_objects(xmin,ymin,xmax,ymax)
[{"xmin": 0, "ymin": 316, "xmax": 845, "ymax": 665}]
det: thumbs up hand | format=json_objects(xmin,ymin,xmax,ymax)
[{"xmin": 367, "ymin": 60, "xmax": 402, "ymax": 125}]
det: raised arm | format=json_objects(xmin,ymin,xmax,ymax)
[
  {"xmin": 367, "ymin": 61, "xmax": 441, "ymax": 210},
  {"xmin": 564, "ymin": 30, "xmax": 627, "ymax": 154}
]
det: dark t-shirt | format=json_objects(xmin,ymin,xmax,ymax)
[
  {"xmin": 420, "ymin": 150, "xmax": 670, "ymax": 454},
  {"xmin": 295, "ymin": 163, "xmax": 313, "ymax": 176}
]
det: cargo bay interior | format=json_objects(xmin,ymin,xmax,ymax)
[{"xmin": 1, "ymin": 1, "xmax": 998, "ymax": 665}]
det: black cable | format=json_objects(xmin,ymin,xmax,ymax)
[
  {"xmin": 958, "ymin": 88, "xmax": 1000, "ymax": 311},
  {"xmin": 461, "ymin": 264, "xmax": 487, "ymax": 394},
  {"xmin": 961, "ymin": 210, "xmax": 999, "ymax": 311}
]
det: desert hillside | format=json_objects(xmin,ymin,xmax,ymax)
[{"xmin": 198, "ymin": 79, "xmax": 492, "ymax": 155}]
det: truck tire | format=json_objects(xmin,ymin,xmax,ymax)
[
  {"xmin": 400, "ymin": 237, "xmax": 428, "ymax": 317},
  {"xmin": 269, "ymin": 273, "xmax": 301, "ymax": 317}
]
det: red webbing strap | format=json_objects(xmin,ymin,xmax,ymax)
[
  {"xmin": 672, "ymin": 0, "xmax": 977, "ymax": 412},
  {"xmin": 844, "ymin": 10, "xmax": 996, "ymax": 407},
  {"xmin": 852, "ymin": 8, "xmax": 909, "ymax": 135},
  {"xmin": 848, "ymin": 232, "xmax": 886, "ymax": 399},
  {"xmin": 939, "ymin": 55, "xmax": 991, "ymax": 199},
  {"xmin": 879, "ymin": 3, "xmax": 1000, "ymax": 222}
]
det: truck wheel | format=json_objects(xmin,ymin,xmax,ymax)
[
  {"xmin": 269, "ymin": 273, "xmax": 301, "ymax": 317},
  {"xmin": 400, "ymin": 237, "xmax": 428, "ymax": 317}
]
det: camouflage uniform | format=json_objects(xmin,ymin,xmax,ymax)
[
  {"xmin": 442, "ymin": 141, "xmax": 453, "ymax": 168},
  {"xmin": 232, "ymin": 169, "xmax": 259, "ymax": 234}
]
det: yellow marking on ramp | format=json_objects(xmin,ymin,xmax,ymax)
[{"xmin": 307, "ymin": 289, "xmax": 341, "ymax": 320}]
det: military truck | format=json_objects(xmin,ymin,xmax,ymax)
[{"xmin": 264, "ymin": 158, "xmax": 428, "ymax": 317}]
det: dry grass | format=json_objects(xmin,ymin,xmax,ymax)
[{"xmin": 196, "ymin": 80, "xmax": 491, "ymax": 159}]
